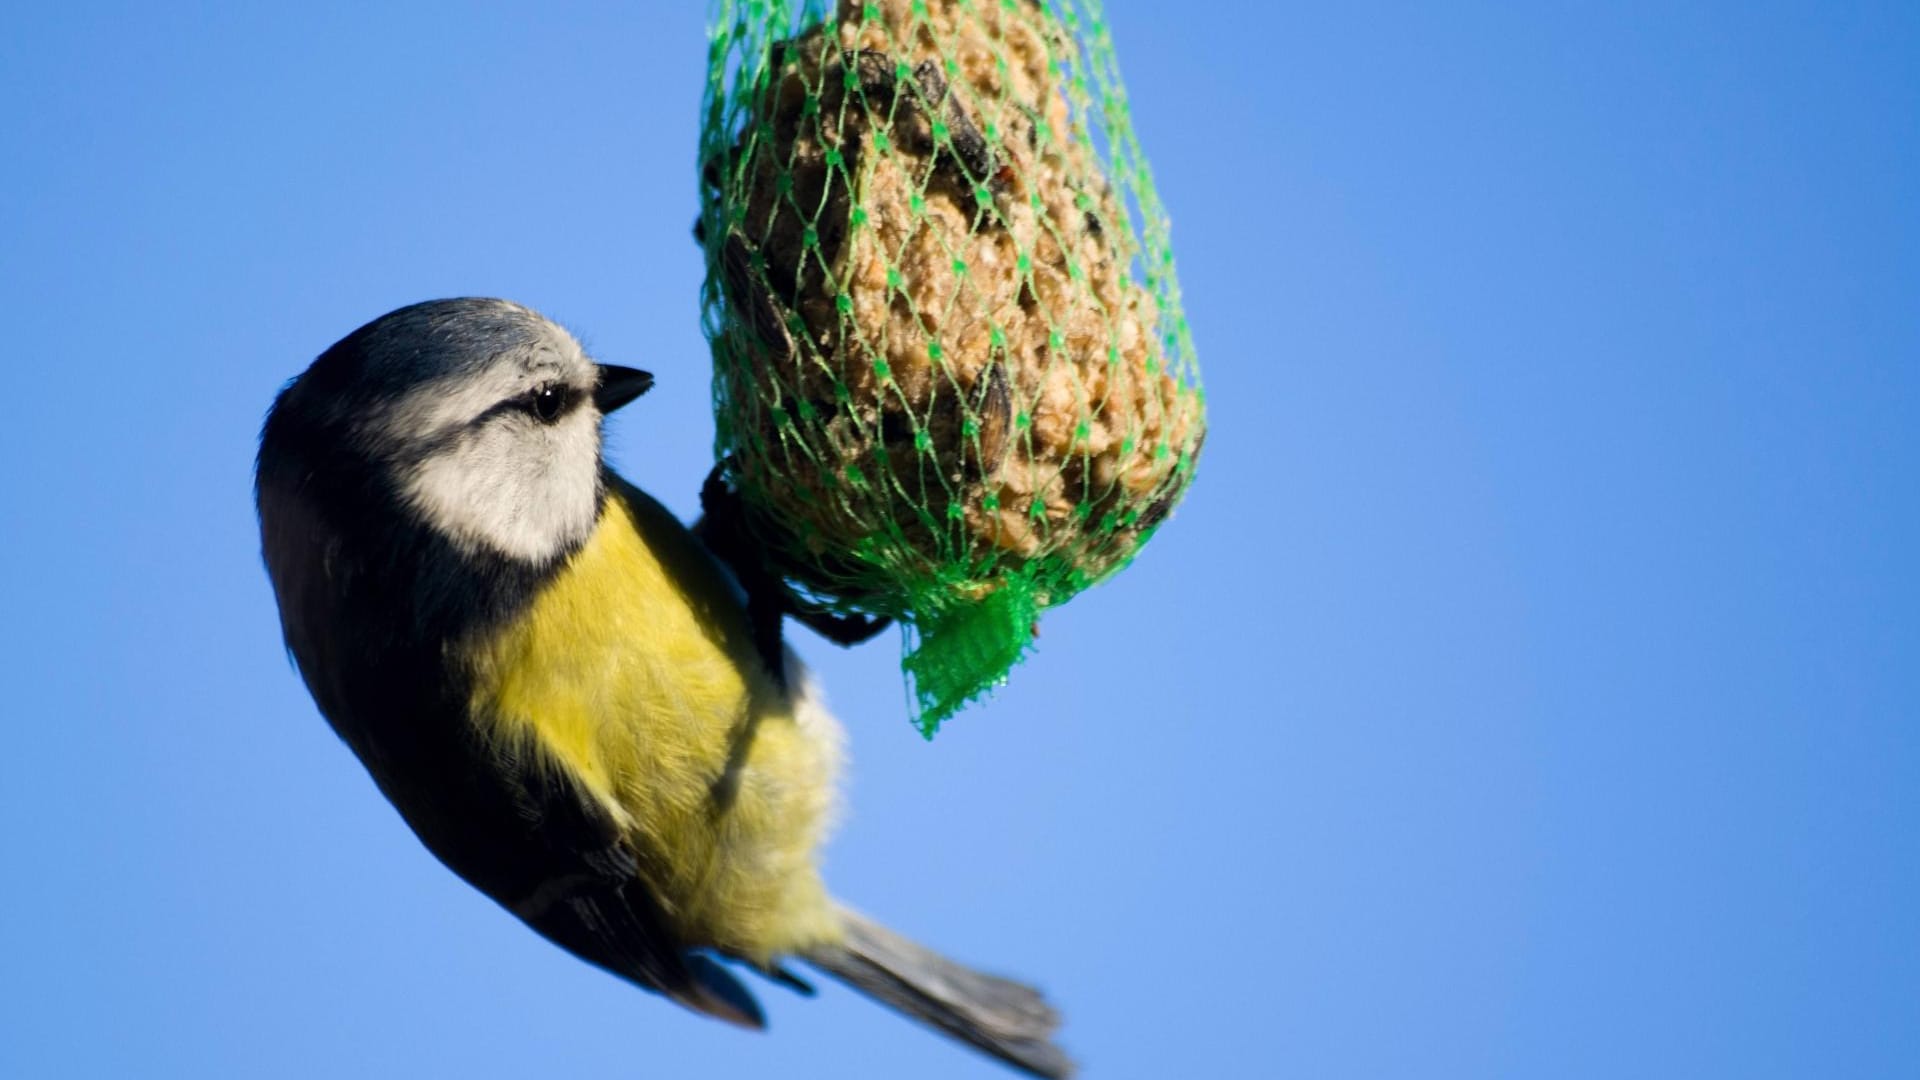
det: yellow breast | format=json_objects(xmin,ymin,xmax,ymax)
[{"xmin": 459, "ymin": 482, "xmax": 841, "ymax": 960}]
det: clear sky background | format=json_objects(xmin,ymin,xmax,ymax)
[{"xmin": 3, "ymin": 3, "xmax": 1915, "ymax": 1078}]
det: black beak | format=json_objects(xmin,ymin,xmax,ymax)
[{"xmin": 594, "ymin": 364, "xmax": 654, "ymax": 413}]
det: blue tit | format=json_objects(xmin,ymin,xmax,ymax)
[{"xmin": 255, "ymin": 298, "xmax": 1070, "ymax": 1077}]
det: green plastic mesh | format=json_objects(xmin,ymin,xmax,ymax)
[{"xmin": 698, "ymin": 0, "xmax": 1204, "ymax": 735}]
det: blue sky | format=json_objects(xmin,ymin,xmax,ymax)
[{"xmin": 2, "ymin": 3, "xmax": 1915, "ymax": 1077}]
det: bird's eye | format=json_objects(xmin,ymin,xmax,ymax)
[{"xmin": 528, "ymin": 385, "xmax": 568, "ymax": 424}]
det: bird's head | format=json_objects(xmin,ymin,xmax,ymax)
[{"xmin": 263, "ymin": 297, "xmax": 652, "ymax": 565}]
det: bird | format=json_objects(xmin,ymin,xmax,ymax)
[{"xmin": 254, "ymin": 297, "xmax": 1071, "ymax": 1078}]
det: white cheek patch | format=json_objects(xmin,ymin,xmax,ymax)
[{"xmin": 400, "ymin": 410, "xmax": 603, "ymax": 563}]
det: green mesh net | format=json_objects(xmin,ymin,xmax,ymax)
[{"xmin": 698, "ymin": 0, "xmax": 1204, "ymax": 735}]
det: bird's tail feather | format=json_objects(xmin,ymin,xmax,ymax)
[{"xmin": 803, "ymin": 906, "xmax": 1075, "ymax": 1079}]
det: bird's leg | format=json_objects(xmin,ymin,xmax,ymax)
[
  {"xmin": 695, "ymin": 463, "xmax": 894, "ymax": 680},
  {"xmin": 791, "ymin": 607, "xmax": 892, "ymax": 646},
  {"xmin": 747, "ymin": 585, "xmax": 790, "ymax": 691},
  {"xmin": 698, "ymin": 462, "xmax": 792, "ymax": 688},
  {"xmin": 695, "ymin": 461, "xmax": 893, "ymax": 678}
]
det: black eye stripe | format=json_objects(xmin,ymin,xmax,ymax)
[
  {"xmin": 472, "ymin": 383, "xmax": 582, "ymax": 426},
  {"xmin": 511, "ymin": 383, "xmax": 577, "ymax": 424}
]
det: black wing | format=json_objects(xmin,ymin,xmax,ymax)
[{"xmin": 257, "ymin": 467, "xmax": 764, "ymax": 1026}]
